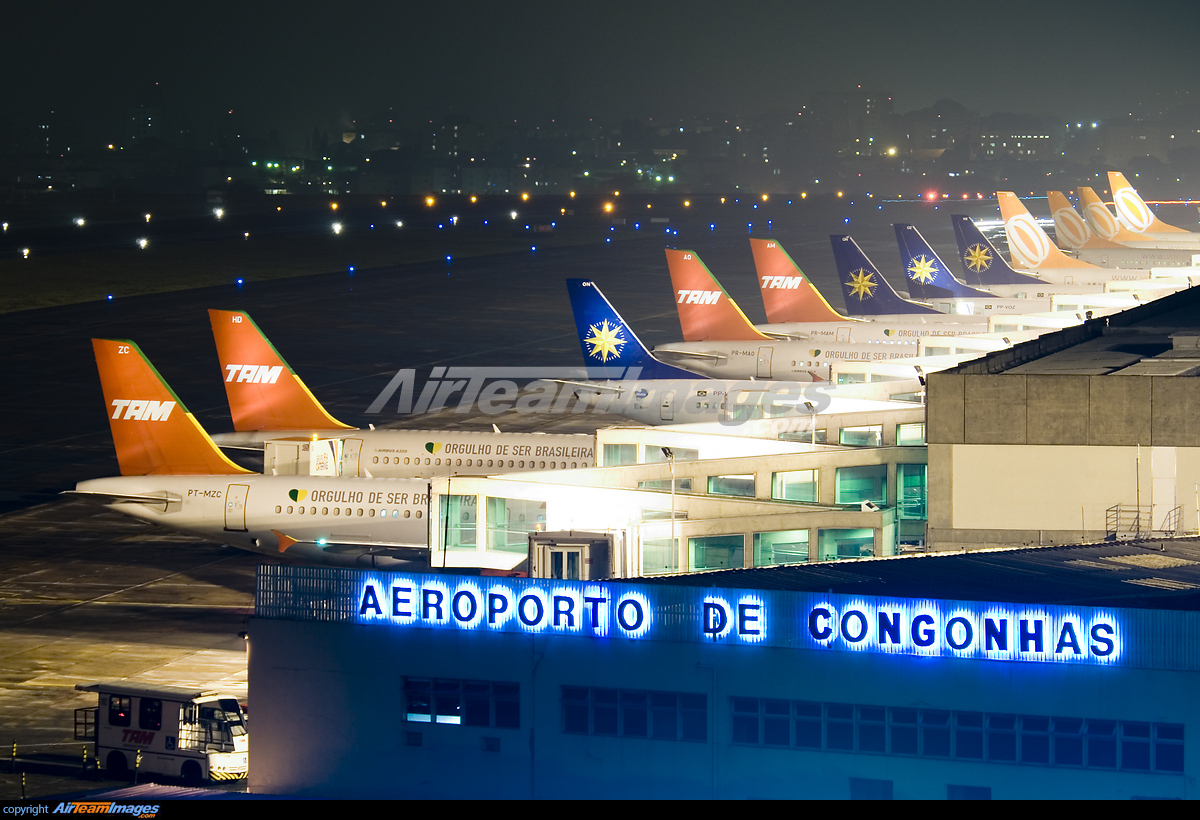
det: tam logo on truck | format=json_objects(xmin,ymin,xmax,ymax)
[
  {"xmin": 224, "ymin": 364, "xmax": 283, "ymax": 384},
  {"xmin": 760, "ymin": 276, "xmax": 803, "ymax": 289},
  {"xmin": 676, "ymin": 290, "xmax": 722, "ymax": 305},
  {"xmin": 121, "ymin": 729, "xmax": 156, "ymax": 745},
  {"xmin": 109, "ymin": 400, "xmax": 175, "ymax": 421}
]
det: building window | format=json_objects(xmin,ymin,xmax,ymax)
[
  {"xmin": 839, "ymin": 425, "xmax": 882, "ymax": 447},
  {"xmin": 708, "ymin": 474, "xmax": 754, "ymax": 497},
  {"xmin": 818, "ymin": 528, "xmax": 875, "ymax": 561},
  {"xmin": 835, "ymin": 464, "xmax": 886, "ymax": 505},
  {"xmin": 638, "ymin": 478, "xmax": 693, "ymax": 492},
  {"xmin": 772, "ymin": 469, "xmax": 817, "ymax": 502},
  {"xmin": 603, "ymin": 444, "xmax": 637, "ymax": 466},
  {"xmin": 728, "ymin": 697, "xmax": 1183, "ymax": 772},
  {"xmin": 689, "ymin": 534, "xmax": 744, "ymax": 570},
  {"xmin": 642, "ymin": 537, "xmax": 678, "ymax": 575},
  {"xmin": 404, "ymin": 678, "xmax": 519, "ymax": 729},
  {"xmin": 896, "ymin": 422, "xmax": 925, "ymax": 446},
  {"xmin": 753, "ymin": 529, "xmax": 809, "ymax": 566},
  {"xmin": 439, "ymin": 495, "xmax": 477, "ymax": 551},
  {"xmin": 563, "ymin": 687, "xmax": 706, "ymax": 742},
  {"xmin": 485, "ymin": 497, "xmax": 545, "ymax": 553},
  {"xmin": 897, "ymin": 463, "xmax": 927, "ymax": 520}
]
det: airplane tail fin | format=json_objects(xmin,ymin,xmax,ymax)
[
  {"xmin": 830, "ymin": 235, "xmax": 940, "ymax": 315},
  {"xmin": 663, "ymin": 249, "xmax": 769, "ymax": 341},
  {"xmin": 893, "ymin": 223, "xmax": 993, "ymax": 299},
  {"xmin": 1047, "ymin": 191, "xmax": 1122, "ymax": 249},
  {"xmin": 996, "ymin": 192, "xmax": 1096, "ymax": 270},
  {"xmin": 747, "ymin": 238, "xmax": 848, "ymax": 324},
  {"xmin": 565, "ymin": 280, "xmax": 698, "ymax": 379},
  {"xmin": 92, "ymin": 338, "xmax": 251, "ymax": 476},
  {"xmin": 208, "ymin": 309, "xmax": 353, "ymax": 432},
  {"xmin": 1077, "ymin": 186, "xmax": 1143, "ymax": 242},
  {"xmin": 950, "ymin": 215, "xmax": 1044, "ymax": 285},
  {"xmin": 1108, "ymin": 171, "xmax": 1188, "ymax": 234}
]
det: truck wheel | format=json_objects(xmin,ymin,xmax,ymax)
[
  {"xmin": 106, "ymin": 751, "xmax": 128, "ymax": 778},
  {"xmin": 181, "ymin": 760, "xmax": 202, "ymax": 784}
]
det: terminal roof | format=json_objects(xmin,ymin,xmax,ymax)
[{"xmin": 636, "ymin": 538, "xmax": 1200, "ymax": 612}]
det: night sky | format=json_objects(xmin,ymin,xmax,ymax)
[{"xmin": 6, "ymin": 0, "xmax": 1200, "ymax": 137}]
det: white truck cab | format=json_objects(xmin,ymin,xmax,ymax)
[{"xmin": 75, "ymin": 681, "xmax": 248, "ymax": 782}]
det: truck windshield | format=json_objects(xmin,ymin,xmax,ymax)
[{"xmin": 200, "ymin": 700, "xmax": 247, "ymax": 737}]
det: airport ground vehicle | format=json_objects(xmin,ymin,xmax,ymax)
[{"xmin": 74, "ymin": 681, "xmax": 248, "ymax": 782}]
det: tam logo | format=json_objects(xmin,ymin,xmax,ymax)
[
  {"xmin": 224, "ymin": 364, "xmax": 283, "ymax": 384},
  {"xmin": 425, "ymin": 442, "xmax": 443, "ymax": 454},
  {"xmin": 760, "ymin": 276, "xmax": 802, "ymax": 290},
  {"xmin": 121, "ymin": 729, "xmax": 155, "ymax": 746},
  {"xmin": 110, "ymin": 399, "xmax": 175, "ymax": 421},
  {"xmin": 676, "ymin": 290, "xmax": 721, "ymax": 305},
  {"xmin": 288, "ymin": 489, "xmax": 308, "ymax": 502}
]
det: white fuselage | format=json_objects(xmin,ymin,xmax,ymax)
[
  {"xmin": 1075, "ymin": 246, "xmax": 1200, "ymax": 267},
  {"xmin": 209, "ymin": 429, "xmax": 596, "ymax": 477},
  {"xmin": 652, "ymin": 340, "xmax": 925, "ymax": 380},
  {"xmin": 75, "ymin": 474, "xmax": 432, "ymax": 569},
  {"xmin": 750, "ymin": 320, "xmax": 990, "ymax": 343}
]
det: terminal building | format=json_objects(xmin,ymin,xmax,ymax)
[{"xmin": 247, "ymin": 536, "xmax": 1200, "ymax": 798}]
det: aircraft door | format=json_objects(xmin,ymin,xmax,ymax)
[
  {"xmin": 757, "ymin": 347, "xmax": 773, "ymax": 378},
  {"xmin": 224, "ymin": 484, "xmax": 249, "ymax": 532},
  {"xmin": 660, "ymin": 392, "xmax": 675, "ymax": 421},
  {"xmin": 836, "ymin": 327, "xmax": 851, "ymax": 343},
  {"xmin": 342, "ymin": 438, "xmax": 363, "ymax": 477},
  {"xmin": 1065, "ymin": 275, "xmax": 1074, "ymax": 284}
]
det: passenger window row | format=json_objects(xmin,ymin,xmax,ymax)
[
  {"xmin": 403, "ymin": 677, "xmax": 519, "ymax": 729},
  {"xmin": 372, "ymin": 456, "xmax": 584, "ymax": 470},
  {"xmin": 273, "ymin": 505, "xmax": 423, "ymax": 519},
  {"xmin": 730, "ymin": 697, "xmax": 1184, "ymax": 773}
]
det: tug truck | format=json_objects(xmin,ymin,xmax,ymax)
[{"xmin": 75, "ymin": 682, "xmax": 248, "ymax": 781}]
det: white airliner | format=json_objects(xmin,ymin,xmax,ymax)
[
  {"xmin": 206, "ymin": 309, "xmax": 596, "ymax": 476},
  {"xmin": 69, "ymin": 339, "xmax": 432, "ymax": 569},
  {"xmin": 1076, "ymin": 185, "xmax": 1200, "ymax": 252},
  {"xmin": 1048, "ymin": 190, "xmax": 1199, "ymax": 268}
]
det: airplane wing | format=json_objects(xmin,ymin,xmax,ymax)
[
  {"xmin": 654, "ymin": 350, "xmax": 728, "ymax": 362},
  {"xmin": 544, "ymin": 379, "xmax": 627, "ymax": 394}
]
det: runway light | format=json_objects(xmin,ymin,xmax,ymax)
[
  {"xmin": 243, "ymin": 232, "xmax": 250, "ymax": 238},
  {"xmin": 445, "ymin": 255, "xmax": 452, "ymax": 262},
  {"xmin": 396, "ymin": 221, "xmax": 403, "ymax": 227},
  {"xmin": 684, "ymin": 200, "xmax": 690, "ymax": 207},
  {"xmin": 331, "ymin": 202, "xmax": 338, "ymax": 210},
  {"xmin": 710, "ymin": 223, "xmax": 715, "ymax": 230},
  {"xmin": 426, "ymin": 197, "xmax": 435, "ymax": 207},
  {"xmin": 521, "ymin": 193, "xmax": 529, "ymax": 201},
  {"xmin": 837, "ymin": 191, "xmax": 843, "ymax": 198},
  {"xmin": 962, "ymin": 193, "xmax": 969, "ymax": 200},
  {"xmin": 143, "ymin": 213, "xmax": 151, "ymax": 222},
  {"xmin": 332, "ymin": 222, "xmax": 343, "ymax": 234},
  {"xmin": 106, "ymin": 294, "xmax": 112, "ymax": 300},
  {"xmin": 74, "ymin": 217, "xmax": 85, "ymax": 227},
  {"xmin": 603, "ymin": 202, "xmax": 613, "ymax": 213},
  {"xmin": 801, "ymin": 192, "xmax": 807, "ymax": 199},
  {"xmin": 21, "ymin": 248, "xmax": 29, "ymax": 258},
  {"xmin": 926, "ymin": 192, "xmax": 938, "ymax": 200},
  {"xmin": 531, "ymin": 245, "xmax": 537, "ymax": 252},
  {"xmin": 606, "ymin": 237, "xmax": 611, "ymax": 243},
  {"xmin": 137, "ymin": 238, "xmax": 148, "ymax": 249},
  {"xmin": 510, "ymin": 211, "xmax": 518, "ymax": 219},
  {"xmin": 349, "ymin": 266, "xmax": 355, "ymax": 272},
  {"xmin": 720, "ymin": 197, "xmax": 726, "ymax": 203},
  {"xmin": 762, "ymin": 194, "xmax": 768, "ymax": 201},
  {"xmin": 569, "ymin": 191, "xmax": 576, "ymax": 198},
  {"xmin": 236, "ymin": 278, "xmax": 244, "ymax": 285},
  {"xmin": 213, "ymin": 208, "xmax": 224, "ymax": 219},
  {"xmin": 470, "ymin": 196, "xmax": 477, "ymax": 203}
]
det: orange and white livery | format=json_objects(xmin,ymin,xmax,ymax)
[
  {"xmin": 1107, "ymin": 172, "xmax": 1189, "ymax": 236},
  {"xmin": 748, "ymin": 238, "xmax": 847, "ymax": 324},
  {"xmin": 92, "ymin": 338, "xmax": 250, "ymax": 476},
  {"xmin": 996, "ymin": 192, "xmax": 1096, "ymax": 271},
  {"xmin": 208, "ymin": 309, "xmax": 353, "ymax": 432},
  {"xmin": 1047, "ymin": 191, "xmax": 1124, "ymax": 251}
]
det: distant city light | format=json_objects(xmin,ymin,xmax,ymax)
[
  {"xmin": 569, "ymin": 191, "xmax": 576, "ymax": 198},
  {"xmin": 380, "ymin": 201, "xmax": 387, "ymax": 207},
  {"xmin": 510, "ymin": 211, "xmax": 518, "ymax": 219},
  {"xmin": 74, "ymin": 217, "xmax": 85, "ymax": 227},
  {"xmin": 470, "ymin": 196, "xmax": 477, "ymax": 203},
  {"xmin": 213, "ymin": 208, "xmax": 224, "ymax": 220},
  {"xmin": 684, "ymin": 201, "xmax": 691, "ymax": 207},
  {"xmin": 521, "ymin": 193, "xmax": 529, "ymax": 201},
  {"xmin": 21, "ymin": 248, "xmax": 29, "ymax": 258},
  {"xmin": 332, "ymin": 222, "xmax": 343, "ymax": 234},
  {"xmin": 604, "ymin": 203, "xmax": 613, "ymax": 213},
  {"xmin": 331, "ymin": 202, "xmax": 338, "ymax": 210},
  {"xmin": 426, "ymin": 197, "xmax": 435, "ymax": 207},
  {"xmin": 143, "ymin": 213, "xmax": 151, "ymax": 222},
  {"xmin": 244, "ymin": 232, "xmax": 250, "ymax": 238},
  {"xmin": 396, "ymin": 221, "xmax": 403, "ymax": 227},
  {"xmin": 136, "ymin": 238, "xmax": 148, "ymax": 249}
]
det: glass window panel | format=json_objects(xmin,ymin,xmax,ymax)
[
  {"xmin": 707, "ymin": 474, "xmax": 755, "ymax": 497},
  {"xmin": 440, "ymin": 495, "xmax": 477, "ymax": 551},
  {"xmin": 681, "ymin": 695, "xmax": 707, "ymax": 742},
  {"xmin": 772, "ymin": 469, "xmax": 817, "ymax": 502},
  {"xmin": 835, "ymin": 464, "xmax": 887, "ymax": 505},
  {"xmin": 690, "ymin": 535, "xmax": 744, "ymax": 571},
  {"xmin": 839, "ymin": 425, "xmax": 882, "ymax": 447},
  {"xmin": 638, "ymin": 478, "xmax": 693, "ymax": 492},
  {"xmin": 817, "ymin": 528, "xmax": 875, "ymax": 561},
  {"xmin": 827, "ymin": 720, "xmax": 854, "ymax": 750},
  {"xmin": 859, "ymin": 722, "xmax": 886, "ymax": 753},
  {"xmin": 621, "ymin": 692, "xmax": 648, "ymax": 738},
  {"xmin": 138, "ymin": 698, "xmax": 162, "ymax": 732},
  {"xmin": 603, "ymin": 444, "xmax": 637, "ymax": 466},
  {"xmin": 795, "ymin": 719, "xmax": 822, "ymax": 748},
  {"xmin": 486, "ymin": 497, "xmax": 545, "ymax": 553},
  {"xmin": 641, "ymin": 537, "xmax": 678, "ymax": 575},
  {"xmin": 896, "ymin": 422, "xmax": 926, "ymax": 446},
  {"xmin": 753, "ymin": 530, "xmax": 809, "ymax": 566},
  {"xmin": 896, "ymin": 463, "xmax": 928, "ymax": 520},
  {"xmin": 1086, "ymin": 720, "xmax": 1117, "ymax": 768}
]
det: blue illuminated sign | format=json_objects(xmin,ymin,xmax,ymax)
[{"xmin": 259, "ymin": 568, "xmax": 1129, "ymax": 667}]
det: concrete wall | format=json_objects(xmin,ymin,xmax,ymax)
[{"xmin": 249, "ymin": 616, "xmax": 1199, "ymax": 799}]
